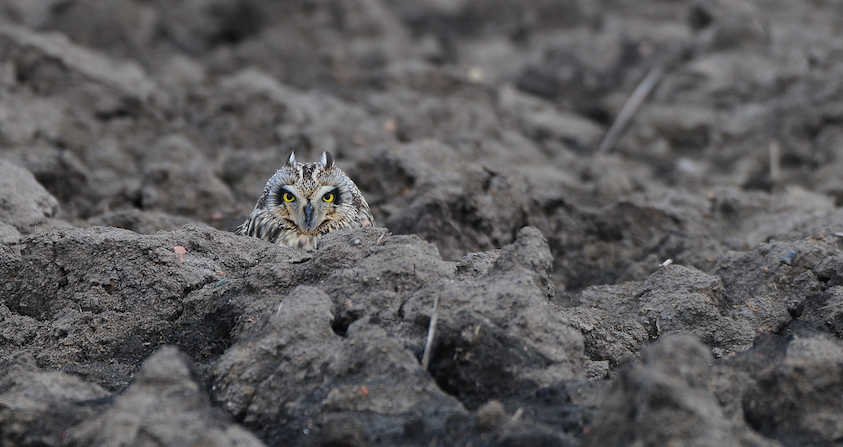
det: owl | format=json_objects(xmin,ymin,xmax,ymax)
[{"xmin": 235, "ymin": 151, "xmax": 374, "ymax": 249}]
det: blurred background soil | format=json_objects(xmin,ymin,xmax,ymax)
[{"xmin": 3, "ymin": 1, "xmax": 843, "ymax": 446}]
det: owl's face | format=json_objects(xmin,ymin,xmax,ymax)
[
  {"xmin": 261, "ymin": 152, "xmax": 358, "ymax": 236},
  {"xmin": 236, "ymin": 151, "xmax": 374, "ymax": 249}
]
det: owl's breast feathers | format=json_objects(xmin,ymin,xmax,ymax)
[
  {"xmin": 235, "ymin": 199, "xmax": 374, "ymax": 249},
  {"xmin": 235, "ymin": 208, "xmax": 317, "ymax": 249}
]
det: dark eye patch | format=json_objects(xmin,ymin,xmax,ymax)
[
  {"xmin": 326, "ymin": 188, "xmax": 341, "ymax": 205},
  {"xmin": 274, "ymin": 186, "xmax": 295, "ymax": 202}
]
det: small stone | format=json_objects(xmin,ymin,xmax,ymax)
[
  {"xmin": 780, "ymin": 250, "xmax": 797, "ymax": 266},
  {"xmin": 475, "ymin": 399, "xmax": 507, "ymax": 430}
]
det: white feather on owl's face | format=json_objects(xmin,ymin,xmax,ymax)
[{"xmin": 235, "ymin": 151, "xmax": 374, "ymax": 249}]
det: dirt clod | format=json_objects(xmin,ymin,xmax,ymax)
[{"xmin": 3, "ymin": 1, "xmax": 843, "ymax": 446}]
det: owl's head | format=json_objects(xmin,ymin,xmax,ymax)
[{"xmin": 259, "ymin": 151, "xmax": 359, "ymax": 235}]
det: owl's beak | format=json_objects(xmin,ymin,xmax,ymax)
[{"xmin": 303, "ymin": 202, "xmax": 314, "ymax": 230}]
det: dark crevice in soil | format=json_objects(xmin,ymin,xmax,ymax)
[{"xmin": 331, "ymin": 309, "xmax": 362, "ymax": 337}]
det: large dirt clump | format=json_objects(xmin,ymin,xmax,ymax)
[{"xmin": 3, "ymin": 0, "xmax": 843, "ymax": 446}]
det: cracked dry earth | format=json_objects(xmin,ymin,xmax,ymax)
[{"xmin": 4, "ymin": 0, "xmax": 843, "ymax": 446}]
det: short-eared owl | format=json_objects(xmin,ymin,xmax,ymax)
[{"xmin": 235, "ymin": 152, "xmax": 374, "ymax": 249}]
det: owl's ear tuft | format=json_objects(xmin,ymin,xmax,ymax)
[
  {"xmin": 286, "ymin": 152, "xmax": 296, "ymax": 166},
  {"xmin": 321, "ymin": 151, "xmax": 334, "ymax": 169}
]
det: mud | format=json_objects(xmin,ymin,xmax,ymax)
[{"xmin": 2, "ymin": 1, "xmax": 843, "ymax": 446}]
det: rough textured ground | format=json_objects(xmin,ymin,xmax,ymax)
[{"xmin": 2, "ymin": 1, "xmax": 843, "ymax": 446}]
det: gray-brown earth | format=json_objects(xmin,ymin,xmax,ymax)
[{"xmin": 2, "ymin": 1, "xmax": 843, "ymax": 446}]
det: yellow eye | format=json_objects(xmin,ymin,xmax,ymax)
[
  {"xmin": 322, "ymin": 193, "xmax": 335, "ymax": 203},
  {"xmin": 282, "ymin": 192, "xmax": 296, "ymax": 202}
]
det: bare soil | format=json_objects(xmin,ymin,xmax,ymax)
[{"xmin": 3, "ymin": 1, "xmax": 843, "ymax": 446}]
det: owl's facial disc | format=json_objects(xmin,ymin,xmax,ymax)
[{"xmin": 274, "ymin": 185, "xmax": 340, "ymax": 234}]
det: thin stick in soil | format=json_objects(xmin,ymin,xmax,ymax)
[
  {"xmin": 421, "ymin": 295, "xmax": 441, "ymax": 371},
  {"xmin": 598, "ymin": 65, "xmax": 663, "ymax": 154}
]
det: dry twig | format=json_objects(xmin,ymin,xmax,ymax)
[
  {"xmin": 598, "ymin": 66, "xmax": 663, "ymax": 153},
  {"xmin": 421, "ymin": 295, "xmax": 441, "ymax": 371},
  {"xmin": 377, "ymin": 228, "xmax": 388, "ymax": 245}
]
